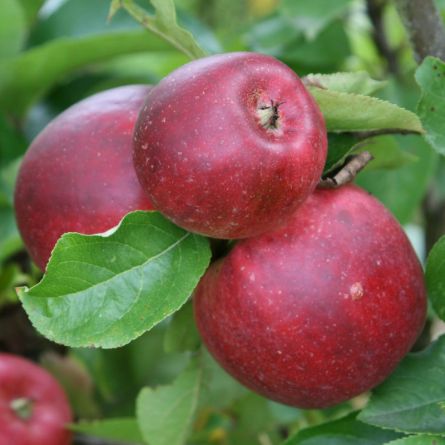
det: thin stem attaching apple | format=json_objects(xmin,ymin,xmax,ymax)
[{"xmin": 318, "ymin": 151, "xmax": 374, "ymax": 189}]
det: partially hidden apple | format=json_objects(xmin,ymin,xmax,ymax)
[
  {"xmin": 133, "ymin": 52, "xmax": 327, "ymax": 239},
  {"xmin": 194, "ymin": 185, "xmax": 427, "ymax": 408},
  {"xmin": 14, "ymin": 85, "xmax": 153, "ymax": 270},
  {"xmin": 0, "ymin": 353, "xmax": 72, "ymax": 445}
]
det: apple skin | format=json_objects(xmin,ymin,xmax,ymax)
[
  {"xmin": 194, "ymin": 185, "xmax": 426, "ymax": 408},
  {"xmin": 0, "ymin": 353, "xmax": 72, "ymax": 445},
  {"xmin": 133, "ymin": 52, "xmax": 327, "ymax": 239},
  {"xmin": 14, "ymin": 85, "xmax": 153, "ymax": 270}
]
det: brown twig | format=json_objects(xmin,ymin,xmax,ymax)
[
  {"xmin": 318, "ymin": 151, "xmax": 374, "ymax": 189},
  {"xmin": 395, "ymin": 0, "xmax": 445, "ymax": 250},
  {"xmin": 394, "ymin": 0, "xmax": 445, "ymax": 62},
  {"xmin": 366, "ymin": 0, "xmax": 400, "ymax": 75}
]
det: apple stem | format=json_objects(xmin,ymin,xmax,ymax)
[
  {"xmin": 10, "ymin": 397, "xmax": 34, "ymax": 421},
  {"xmin": 318, "ymin": 151, "xmax": 374, "ymax": 189}
]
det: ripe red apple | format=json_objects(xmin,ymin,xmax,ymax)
[
  {"xmin": 194, "ymin": 185, "xmax": 426, "ymax": 408},
  {"xmin": 15, "ymin": 85, "xmax": 153, "ymax": 270},
  {"xmin": 133, "ymin": 52, "xmax": 327, "ymax": 239},
  {"xmin": 0, "ymin": 353, "xmax": 72, "ymax": 445}
]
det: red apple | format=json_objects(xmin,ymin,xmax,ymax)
[
  {"xmin": 15, "ymin": 85, "xmax": 153, "ymax": 270},
  {"xmin": 0, "ymin": 353, "xmax": 72, "ymax": 445},
  {"xmin": 133, "ymin": 52, "xmax": 327, "ymax": 239},
  {"xmin": 194, "ymin": 185, "xmax": 426, "ymax": 408}
]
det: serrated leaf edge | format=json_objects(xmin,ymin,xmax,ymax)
[
  {"xmin": 17, "ymin": 212, "xmax": 210, "ymax": 349},
  {"xmin": 309, "ymin": 87, "xmax": 425, "ymax": 134}
]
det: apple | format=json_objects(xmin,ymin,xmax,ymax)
[
  {"xmin": 15, "ymin": 85, "xmax": 153, "ymax": 270},
  {"xmin": 0, "ymin": 353, "xmax": 72, "ymax": 445},
  {"xmin": 194, "ymin": 185, "xmax": 426, "ymax": 408},
  {"xmin": 133, "ymin": 52, "xmax": 327, "ymax": 239}
]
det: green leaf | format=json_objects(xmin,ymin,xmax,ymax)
[
  {"xmin": 0, "ymin": 158, "xmax": 22, "ymax": 261},
  {"xmin": 0, "ymin": 0, "xmax": 26, "ymax": 58},
  {"xmin": 308, "ymin": 87, "xmax": 424, "ymax": 133},
  {"xmin": 245, "ymin": 14, "xmax": 301, "ymax": 57},
  {"xmin": 73, "ymin": 325, "xmax": 190, "ymax": 416},
  {"xmin": 0, "ymin": 114, "xmax": 27, "ymax": 163},
  {"xmin": 285, "ymin": 21, "xmax": 350, "ymax": 73},
  {"xmin": 0, "ymin": 264, "xmax": 24, "ymax": 307},
  {"xmin": 136, "ymin": 358, "xmax": 202, "ymax": 445},
  {"xmin": 304, "ymin": 72, "xmax": 386, "ymax": 95},
  {"xmin": 280, "ymin": 0, "xmax": 352, "ymax": 40},
  {"xmin": 16, "ymin": 0, "xmax": 45, "ymax": 25},
  {"xmin": 114, "ymin": 0, "xmax": 206, "ymax": 60},
  {"xmin": 71, "ymin": 418, "xmax": 144, "ymax": 444},
  {"xmin": 426, "ymin": 236, "xmax": 445, "ymax": 321},
  {"xmin": 359, "ymin": 335, "xmax": 445, "ymax": 434},
  {"xmin": 29, "ymin": 0, "xmax": 138, "ymax": 45},
  {"xmin": 354, "ymin": 136, "xmax": 417, "ymax": 170},
  {"xmin": 18, "ymin": 211, "xmax": 211, "ymax": 348},
  {"xmin": 199, "ymin": 348, "xmax": 246, "ymax": 410},
  {"xmin": 0, "ymin": 205, "xmax": 21, "ymax": 263},
  {"xmin": 323, "ymin": 133, "xmax": 361, "ymax": 174},
  {"xmin": 324, "ymin": 134, "xmax": 416, "ymax": 176},
  {"xmin": 416, "ymin": 56, "xmax": 445, "ymax": 155},
  {"xmin": 385, "ymin": 437, "xmax": 445, "ymax": 445},
  {"xmin": 247, "ymin": 18, "xmax": 350, "ymax": 74},
  {"xmin": 356, "ymin": 136, "xmax": 437, "ymax": 224},
  {"xmin": 284, "ymin": 412, "xmax": 402, "ymax": 445},
  {"xmin": 0, "ymin": 31, "xmax": 173, "ymax": 117},
  {"xmin": 164, "ymin": 300, "xmax": 201, "ymax": 353}
]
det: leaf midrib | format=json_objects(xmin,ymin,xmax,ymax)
[{"xmin": 29, "ymin": 232, "xmax": 191, "ymax": 301}]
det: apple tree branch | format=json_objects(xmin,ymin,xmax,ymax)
[{"xmin": 394, "ymin": 0, "xmax": 445, "ymax": 62}]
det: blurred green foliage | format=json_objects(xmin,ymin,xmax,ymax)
[{"xmin": 2, "ymin": 1, "xmax": 445, "ymax": 445}]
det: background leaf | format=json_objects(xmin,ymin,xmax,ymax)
[
  {"xmin": 426, "ymin": 236, "xmax": 445, "ymax": 321},
  {"xmin": 0, "ymin": 31, "xmax": 173, "ymax": 117},
  {"xmin": 199, "ymin": 348, "xmax": 246, "ymax": 410},
  {"xmin": 354, "ymin": 136, "xmax": 417, "ymax": 170},
  {"xmin": 73, "ymin": 325, "xmax": 190, "ymax": 417},
  {"xmin": 359, "ymin": 335, "xmax": 445, "ymax": 434},
  {"xmin": 356, "ymin": 136, "xmax": 437, "ymax": 224},
  {"xmin": 29, "ymin": 0, "xmax": 138, "ymax": 45},
  {"xmin": 71, "ymin": 418, "xmax": 143, "ymax": 444},
  {"xmin": 19, "ymin": 211, "xmax": 211, "ymax": 348},
  {"xmin": 0, "ymin": 0, "xmax": 26, "ymax": 58},
  {"xmin": 280, "ymin": 0, "xmax": 352, "ymax": 40},
  {"xmin": 0, "ymin": 158, "xmax": 22, "ymax": 261},
  {"xmin": 284, "ymin": 21, "xmax": 350, "ymax": 74},
  {"xmin": 416, "ymin": 56, "xmax": 445, "ymax": 155},
  {"xmin": 16, "ymin": 0, "xmax": 44, "ymax": 26},
  {"xmin": 323, "ymin": 133, "xmax": 362, "ymax": 174},
  {"xmin": 136, "ymin": 358, "xmax": 202, "ymax": 445},
  {"xmin": 284, "ymin": 412, "xmax": 402, "ymax": 445},
  {"xmin": 114, "ymin": 0, "xmax": 207, "ymax": 59},
  {"xmin": 164, "ymin": 301, "xmax": 201, "ymax": 353},
  {"xmin": 247, "ymin": 17, "xmax": 350, "ymax": 75}
]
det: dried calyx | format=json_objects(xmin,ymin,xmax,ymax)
[
  {"xmin": 257, "ymin": 100, "xmax": 283, "ymax": 131},
  {"xmin": 10, "ymin": 397, "xmax": 34, "ymax": 421}
]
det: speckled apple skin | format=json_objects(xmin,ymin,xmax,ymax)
[
  {"xmin": 14, "ymin": 85, "xmax": 153, "ymax": 270},
  {"xmin": 133, "ymin": 52, "xmax": 327, "ymax": 239},
  {"xmin": 194, "ymin": 185, "xmax": 426, "ymax": 408}
]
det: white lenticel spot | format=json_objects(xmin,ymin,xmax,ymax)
[{"xmin": 350, "ymin": 282, "xmax": 364, "ymax": 300}]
